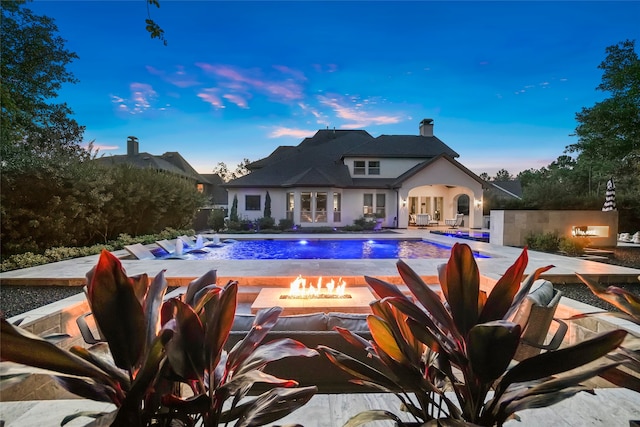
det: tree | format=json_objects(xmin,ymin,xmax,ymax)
[
  {"xmin": 264, "ymin": 191, "xmax": 272, "ymax": 218},
  {"xmin": 566, "ymin": 39, "xmax": 640, "ymax": 230},
  {"xmin": 1, "ymin": 1, "xmax": 86, "ymax": 171},
  {"xmin": 229, "ymin": 194, "xmax": 239, "ymax": 222},
  {"xmin": 494, "ymin": 169, "xmax": 513, "ymax": 181},
  {"xmin": 212, "ymin": 159, "xmax": 252, "ymax": 182},
  {"xmin": 478, "ymin": 172, "xmax": 491, "ymax": 182}
]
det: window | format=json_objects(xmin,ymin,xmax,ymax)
[
  {"xmin": 196, "ymin": 183, "xmax": 204, "ymax": 193},
  {"xmin": 315, "ymin": 192, "xmax": 327, "ymax": 222},
  {"xmin": 333, "ymin": 192, "xmax": 341, "ymax": 222},
  {"xmin": 286, "ymin": 192, "xmax": 294, "ymax": 220},
  {"xmin": 363, "ymin": 193, "xmax": 373, "ymax": 215},
  {"xmin": 354, "ymin": 160, "xmax": 366, "ymax": 175},
  {"xmin": 368, "ymin": 161, "xmax": 380, "ymax": 175},
  {"xmin": 376, "ymin": 194, "xmax": 386, "ymax": 217},
  {"xmin": 245, "ymin": 195, "xmax": 261, "ymax": 211},
  {"xmin": 300, "ymin": 192, "xmax": 312, "ymax": 222}
]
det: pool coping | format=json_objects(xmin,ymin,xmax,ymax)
[{"xmin": 0, "ymin": 229, "xmax": 638, "ymax": 288}]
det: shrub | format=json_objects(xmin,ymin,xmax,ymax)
[
  {"xmin": 278, "ymin": 218, "xmax": 294, "ymax": 230},
  {"xmin": 208, "ymin": 208, "xmax": 226, "ymax": 232},
  {"xmin": 353, "ymin": 216, "xmax": 376, "ymax": 230},
  {"xmin": 256, "ymin": 216, "xmax": 276, "ymax": 230},
  {"xmin": 559, "ymin": 236, "xmax": 591, "ymax": 256},
  {"xmin": 524, "ymin": 231, "xmax": 561, "ymax": 252}
]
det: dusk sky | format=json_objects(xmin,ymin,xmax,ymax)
[{"xmin": 29, "ymin": 1, "xmax": 640, "ymax": 176}]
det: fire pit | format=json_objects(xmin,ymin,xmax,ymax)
[{"xmin": 250, "ymin": 275, "xmax": 375, "ymax": 315}]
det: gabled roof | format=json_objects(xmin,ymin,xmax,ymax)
[
  {"xmin": 344, "ymin": 135, "xmax": 459, "ymax": 159},
  {"xmin": 225, "ymin": 130, "xmax": 373, "ymax": 188},
  {"xmin": 489, "ymin": 180, "xmax": 523, "ymax": 199},
  {"xmin": 95, "ymin": 151, "xmax": 209, "ymax": 184},
  {"xmin": 224, "ymin": 127, "xmax": 468, "ymax": 189},
  {"xmin": 392, "ymin": 153, "xmax": 488, "ymax": 188}
]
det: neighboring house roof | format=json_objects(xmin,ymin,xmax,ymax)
[
  {"xmin": 95, "ymin": 152, "xmax": 210, "ymax": 184},
  {"xmin": 225, "ymin": 128, "xmax": 474, "ymax": 189},
  {"xmin": 489, "ymin": 180, "xmax": 523, "ymax": 199},
  {"xmin": 200, "ymin": 174, "xmax": 229, "ymax": 205}
]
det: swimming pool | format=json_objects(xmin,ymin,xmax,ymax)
[
  {"xmin": 156, "ymin": 239, "xmax": 489, "ymax": 260},
  {"xmin": 430, "ymin": 230, "xmax": 490, "ymax": 243}
]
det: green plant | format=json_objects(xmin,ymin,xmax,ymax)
[
  {"xmin": 278, "ymin": 218, "xmax": 294, "ymax": 230},
  {"xmin": 558, "ymin": 236, "xmax": 591, "ymax": 256},
  {"xmin": 524, "ymin": 231, "xmax": 561, "ymax": 252},
  {"xmin": 208, "ymin": 209, "xmax": 226, "ymax": 232},
  {"xmin": 230, "ymin": 195, "xmax": 239, "ymax": 222},
  {"xmin": 1, "ymin": 250, "xmax": 317, "ymax": 426},
  {"xmin": 318, "ymin": 243, "xmax": 626, "ymax": 426},
  {"xmin": 256, "ymin": 216, "xmax": 276, "ymax": 230},
  {"xmin": 264, "ymin": 191, "xmax": 272, "ymax": 218}
]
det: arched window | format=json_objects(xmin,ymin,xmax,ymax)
[{"xmin": 457, "ymin": 195, "xmax": 470, "ymax": 215}]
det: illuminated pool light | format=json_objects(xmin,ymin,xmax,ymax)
[{"xmin": 298, "ymin": 240, "xmax": 308, "ymax": 245}]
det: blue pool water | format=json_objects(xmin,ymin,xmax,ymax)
[
  {"xmin": 430, "ymin": 230, "xmax": 490, "ymax": 243},
  {"xmin": 157, "ymin": 239, "xmax": 490, "ymax": 260}
]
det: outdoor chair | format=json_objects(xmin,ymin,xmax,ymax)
[
  {"xmin": 415, "ymin": 213, "xmax": 431, "ymax": 227},
  {"xmin": 445, "ymin": 213, "xmax": 464, "ymax": 229},
  {"xmin": 124, "ymin": 243, "xmax": 159, "ymax": 260},
  {"xmin": 511, "ymin": 279, "xmax": 568, "ymax": 361}
]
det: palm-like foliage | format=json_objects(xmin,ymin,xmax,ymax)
[
  {"xmin": 575, "ymin": 273, "xmax": 640, "ymax": 393},
  {"xmin": 318, "ymin": 243, "xmax": 627, "ymax": 426},
  {"xmin": 1, "ymin": 249, "xmax": 317, "ymax": 426}
]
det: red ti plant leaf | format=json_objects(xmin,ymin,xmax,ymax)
[
  {"xmin": 144, "ymin": 269, "xmax": 168, "ymax": 348},
  {"xmin": 0, "ymin": 319, "xmax": 116, "ymax": 389},
  {"xmin": 443, "ymin": 243, "xmax": 480, "ymax": 338},
  {"xmin": 468, "ymin": 321, "xmax": 521, "ymax": 383},
  {"xmin": 204, "ymin": 281, "xmax": 238, "ymax": 373},
  {"xmin": 577, "ymin": 273, "xmax": 640, "ymax": 323},
  {"xmin": 183, "ymin": 270, "xmax": 218, "ymax": 307},
  {"xmin": 130, "ymin": 273, "xmax": 150, "ymax": 306},
  {"xmin": 162, "ymin": 298, "xmax": 206, "ymax": 381},
  {"xmin": 478, "ymin": 248, "xmax": 528, "ymax": 324},
  {"xmin": 88, "ymin": 250, "xmax": 146, "ymax": 372},
  {"xmin": 504, "ymin": 264, "xmax": 555, "ymax": 320}
]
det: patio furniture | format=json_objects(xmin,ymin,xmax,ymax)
[
  {"xmin": 124, "ymin": 243, "xmax": 160, "ymax": 260},
  {"xmin": 415, "ymin": 214, "xmax": 431, "ymax": 227},
  {"xmin": 511, "ymin": 280, "xmax": 567, "ymax": 361},
  {"xmin": 445, "ymin": 213, "xmax": 464, "ymax": 229}
]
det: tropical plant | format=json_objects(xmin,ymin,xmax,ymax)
[
  {"xmin": 574, "ymin": 273, "xmax": 640, "ymax": 393},
  {"xmin": 0, "ymin": 249, "xmax": 317, "ymax": 426},
  {"xmin": 264, "ymin": 191, "xmax": 272, "ymax": 219},
  {"xmin": 318, "ymin": 243, "xmax": 627, "ymax": 426}
]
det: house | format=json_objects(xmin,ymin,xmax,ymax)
[
  {"xmin": 95, "ymin": 136, "xmax": 215, "ymax": 197},
  {"xmin": 223, "ymin": 119, "xmax": 487, "ymax": 229}
]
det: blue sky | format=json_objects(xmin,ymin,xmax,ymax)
[{"xmin": 29, "ymin": 1, "xmax": 640, "ymax": 176}]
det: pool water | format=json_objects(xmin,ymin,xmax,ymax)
[
  {"xmin": 156, "ymin": 239, "xmax": 489, "ymax": 260},
  {"xmin": 430, "ymin": 230, "xmax": 490, "ymax": 243}
]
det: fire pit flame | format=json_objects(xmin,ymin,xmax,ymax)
[{"xmin": 287, "ymin": 275, "xmax": 348, "ymax": 299}]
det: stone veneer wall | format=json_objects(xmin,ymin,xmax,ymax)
[{"xmin": 489, "ymin": 210, "xmax": 618, "ymax": 247}]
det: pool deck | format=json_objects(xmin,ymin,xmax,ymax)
[{"xmin": 1, "ymin": 229, "xmax": 638, "ymax": 287}]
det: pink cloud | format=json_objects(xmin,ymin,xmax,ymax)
[
  {"xmin": 197, "ymin": 88, "xmax": 224, "ymax": 109},
  {"xmin": 318, "ymin": 95, "xmax": 402, "ymax": 128},
  {"xmin": 111, "ymin": 83, "xmax": 158, "ymax": 115},
  {"xmin": 146, "ymin": 65, "xmax": 200, "ymax": 88},
  {"xmin": 195, "ymin": 63, "xmax": 305, "ymax": 104},
  {"xmin": 223, "ymin": 93, "xmax": 249, "ymax": 108},
  {"xmin": 269, "ymin": 127, "xmax": 316, "ymax": 138}
]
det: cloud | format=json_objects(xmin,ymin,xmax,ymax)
[
  {"xmin": 298, "ymin": 102, "xmax": 329, "ymax": 126},
  {"xmin": 111, "ymin": 83, "xmax": 158, "ymax": 114},
  {"xmin": 196, "ymin": 63, "xmax": 306, "ymax": 108},
  {"xmin": 223, "ymin": 93, "xmax": 249, "ymax": 108},
  {"xmin": 146, "ymin": 65, "xmax": 200, "ymax": 88},
  {"xmin": 86, "ymin": 143, "xmax": 119, "ymax": 152},
  {"xmin": 269, "ymin": 127, "xmax": 316, "ymax": 138},
  {"xmin": 197, "ymin": 88, "xmax": 224, "ymax": 109},
  {"xmin": 317, "ymin": 94, "xmax": 402, "ymax": 128}
]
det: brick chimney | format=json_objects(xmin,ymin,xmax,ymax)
[
  {"xmin": 127, "ymin": 136, "xmax": 139, "ymax": 156},
  {"xmin": 419, "ymin": 118, "xmax": 434, "ymax": 137}
]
